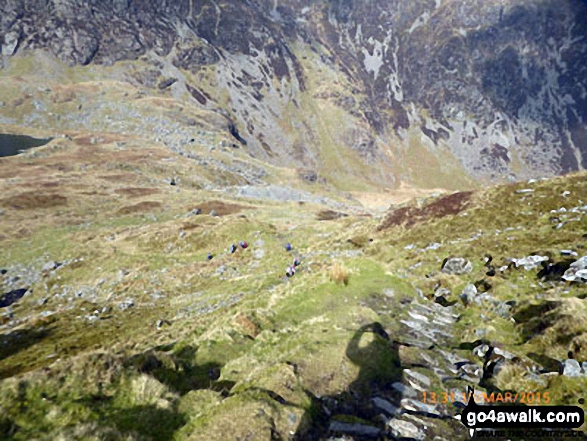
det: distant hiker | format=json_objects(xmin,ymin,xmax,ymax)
[
  {"xmin": 239, "ymin": 241, "xmax": 248, "ymax": 249},
  {"xmin": 286, "ymin": 266, "xmax": 295, "ymax": 278},
  {"xmin": 293, "ymin": 258, "xmax": 300, "ymax": 267},
  {"xmin": 229, "ymin": 244, "xmax": 237, "ymax": 254},
  {"xmin": 285, "ymin": 243, "xmax": 292, "ymax": 252},
  {"xmin": 207, "ymin": 253, "xmax": 214, "ymax": 261}
]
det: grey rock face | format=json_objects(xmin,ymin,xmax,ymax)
[
  {"xmin": 441, "ymin": 257, "xmax": 472, "ymax": 275},
  {"xmin": 2, "ymin": 0, "xmax": 586, "ymax": 183}
]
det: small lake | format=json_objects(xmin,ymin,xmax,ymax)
[{"xmin": 0, "ymin": 133, "xmax": 53, "ymax": 157}]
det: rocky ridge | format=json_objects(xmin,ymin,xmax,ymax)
[{"xmin": 1, "ymin": 0, "xmax": 587, "ymax": 189}]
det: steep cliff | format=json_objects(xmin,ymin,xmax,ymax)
[{"xmin": 1, "ymin": 0, "xmax": 586, "ymax": 188}]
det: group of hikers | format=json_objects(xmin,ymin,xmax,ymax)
[{"xmin": 207, "ymin": 241, "xmax": 301, "ymax": 278}]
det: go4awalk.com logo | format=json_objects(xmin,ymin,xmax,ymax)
[{"xmin": 456, "ymin": 387, "xmax": 585, "ymax": 438}]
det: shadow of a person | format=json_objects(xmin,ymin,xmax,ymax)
[{"xmin": 294, "ymin": 322, "xmax": 402, "ymax": 440}]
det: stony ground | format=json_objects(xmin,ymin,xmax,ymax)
[{"xmin": 0, "ymin": 56, "xmax": 586, "ymax": 441}]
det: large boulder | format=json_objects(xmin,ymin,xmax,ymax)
[
  {"xmin": 441, "ymin": 257, "xmax": 472, "ymax": 275},
  {"xmin": 562, "ymin": 256, "xmax": 587, "ymax": 283}
]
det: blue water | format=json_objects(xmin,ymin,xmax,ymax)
[{"xmin": 0, "ymin": 133, "xmax": 52, "ymax": 157}]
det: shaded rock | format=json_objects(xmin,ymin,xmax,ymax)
[
  {"xmin": 0, "ymin": 288, "xmax": 28, "ymax": 308},
  {"xmin": 372, "ymin": 397, "xmax": 399, "ymax": 416},
  {"xmin": 527, "ymin": 352, "xmax": 562, "ymax": 373},
  {"xmin": 328, "ymin": 421, "xmax": 380, "ymax": 438},
  {"xmin": 538, "ymin": 259, "xmax": 574, "ymax": 281},
  {"xmin": 186, "ymin": 208, "xmax": 202, "ymax": 217},
  {"xmin": 157, "ymin": 77, "xmax": 177, "ymax": 90},
  {"xmin": 434, "ymin": 295, "xmax": 457, "ymax": 307},
  {"xmin": 474, "ymin": 279, "xmax": 492, "ymax": 293},
  {"xmin": 391, "ymin": 382, "xmax": 418, "ymax": 398},
  {"xmin": 441, "ymin": 257, "xmax": 472, "ymax": 275},
  {"xmin": 483, "ymin": 353, "xmax": 508, "ymax": 379}
]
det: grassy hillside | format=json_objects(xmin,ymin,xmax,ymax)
[{"xmin": 0, "ymin": 124, "xmax": 586, "ymax": 439}]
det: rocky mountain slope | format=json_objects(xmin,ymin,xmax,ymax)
[
  {"xmin": 0, "ymin": 134, "xmax": 586, "ymax": 439},
  {"xmin": 1, "ymin": 1, "xmax": 587, "ymax": 440},
  {"xmin": 1, "ymin": 0, "xmax": 587, "ymax": 189}
]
